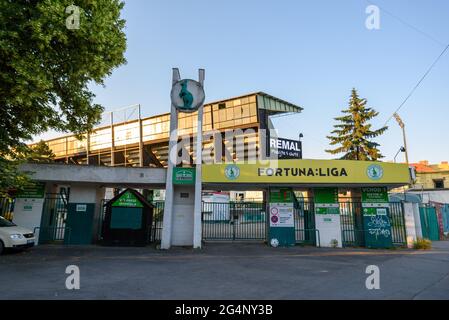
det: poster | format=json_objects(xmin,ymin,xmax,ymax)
[{"xmin": 269, "ymin": 203, "xmax": 294, "ymax": 227}]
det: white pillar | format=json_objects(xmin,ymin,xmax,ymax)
[
  {"xmin": 161, "ymin": 68, "xmax": 181, "ymax": 249},
  {"xmin": 403, "ymin": 202, "xmax": 419, "ymax": 248},
  {"xmin": 193, "ymin": 69, "xmax": 205, "ymax": 249}
]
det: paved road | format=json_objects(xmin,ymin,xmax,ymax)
[{"xmin": 1, "ymin": 242, "xmax": 448, "ymax": 299}]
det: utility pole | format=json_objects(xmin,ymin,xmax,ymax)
[{"xmin": 393, "ymin": 113, "xmax": 409, "ymax": 166}]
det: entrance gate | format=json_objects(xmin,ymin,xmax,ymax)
[
  {"xmin": 294, "ymin": 200, "xmax": 316, "ymax": 245},
  {"xmin": 38, "ymin": 192, "xmax": 69, "ymax": 244},
  {"xmin": 202, "ymin": 202, "xmax": 267, "ymax": 241},
  {"xmin": 341, "ymin": 201, "xmax": 407, "ymax": 247}
]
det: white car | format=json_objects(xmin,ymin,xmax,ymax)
[{"xmin": 0, "ymin": 216, "xmax": 36, "ymax": 254}]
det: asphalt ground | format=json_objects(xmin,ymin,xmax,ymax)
[{"xmin": 1, "ymin": 241, "xmax": 448, "ymax": 299}]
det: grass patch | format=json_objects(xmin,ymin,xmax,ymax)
[{"xmin": 413, "ymin": 238, "xmax": 432, "ymax": 250}]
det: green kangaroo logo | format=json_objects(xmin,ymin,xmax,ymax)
[{"xmin": 179, "ymin": 80, "xmax": 193, "ymax": 109}]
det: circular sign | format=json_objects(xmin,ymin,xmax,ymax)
[
  {"xmin": 224, "ymin": 164, "xmax": 240, "ymax": 180},
  {"xmin": 366, "ymin": 164, "xmax": 384, "ymax": 180},
  {"xmin": 170, "ymin": 79, "xmax": 205, "ymax": 113},
  {"xmin": 271, "ymin": 216, "xmax": 279, "ymax": 223},
  {"xmin": 270, "ymin": 207, "xmax": 279, "ymax": 215}
]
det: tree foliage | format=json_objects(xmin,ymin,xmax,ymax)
[
  {"xmin": 0, "ymin": 0, "xmax": 127, "ymax": 195},
  {"xmin": 326, "ymin": 89, "xmax": 388, "ymax": 161}
]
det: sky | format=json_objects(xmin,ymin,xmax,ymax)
[{"xmin": 37, "ymin": 0, "xmax": 449, "ymax": 164}]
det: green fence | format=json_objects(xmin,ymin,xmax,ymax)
[
  {"xmin": 340, "ymin": 201, "xmax": 407, "ymax": 247},
  {"xmin": 202, "ymin": 201, "xmax": 267, "ymax": 241},
  {"xmin": 294, "ymin": 200, "xmax": 316, "ymax": 245},
  {"xmin": 38, "ymin": 194, "xmax": 69, "ymax": 244},
  {"xmin": 419, "ymin": 206, "xmax": 440, "ymax": 241}
]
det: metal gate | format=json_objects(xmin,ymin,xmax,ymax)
[
  {"xmin": 38, "ymin": 193, "xmax": 69, "ymax": 244},
  {"xmin": 419, "ymin": 206, "xmax": 440, "ymax": 241},
  {"xmin": 340, "ymin": 201, "xmax": 407, "ymax": 247},
  {"xmin": 202, "ymin": 202, "xmax": 267, "ymax": 241},
  {"xmin": 294, "ymin": 200, "xmax": 317, "ymax": 245}
]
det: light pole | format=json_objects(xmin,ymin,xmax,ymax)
[
  {"xmin": 393, "ymin": 113, "xmax": 409, "ymax": 165},
  {"xmin": 394, "ymin": 146, "xmax": 406, "ymax": 163}
]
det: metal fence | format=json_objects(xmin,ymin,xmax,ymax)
[
  {"xmin": 340, "ymin": 201, "xmax": 407, "ymax": 247},
  {"xmin": 202, "ymin": 202, "xmax": 267, "ymax": 241},
  {"xmin": 38, "ymin": 194, "xmax": 68, "ymax": 243},
  {"xmin": 294, "ymin": 201, "xmax": 317, "ymax": 245}
]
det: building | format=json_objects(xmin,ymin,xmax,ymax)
[
  {"xmin": 37, "ymin": 92, "xmax": 302, "ymax": 167},
  {"xmin": 410, "ymin": 161, "xmax": 449, "ymax": 190}
]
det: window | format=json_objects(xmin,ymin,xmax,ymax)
[
  {"xmin": 218, "ymin": 103, "xmax": 226, "ymax": 110},
  {"xmin": 434, "ymin": 179, "xmax": 445, "ymax": 189}
]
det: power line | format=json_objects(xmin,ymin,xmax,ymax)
[
  {"xmin": 384, "ymin": 43, "xmax": 449, "ymax": 126},
  {"xmin": 365, "ymin": 0, "xmax": 446, "ymax": 47}
]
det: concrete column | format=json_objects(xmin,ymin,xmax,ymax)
[{"xmin": 404, "ymin": 202, "xmax": 420, "ymax": 248}]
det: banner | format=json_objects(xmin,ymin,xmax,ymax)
[{"xmin": 203, "ymin": 160, "xmax": 410, "ymax": 185}]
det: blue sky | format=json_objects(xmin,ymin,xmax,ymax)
[{"xmin": 39, "ymin": 0, "xmax": 449, "ymax": 163}]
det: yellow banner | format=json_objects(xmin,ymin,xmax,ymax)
[{"xmin": 202, "ymin": 160, "xmax": 410, "ymax": 185}]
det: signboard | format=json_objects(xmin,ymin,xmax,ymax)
[
  {"xmin": 112, "ymin": 190, "xmax": 143, "ymax": 208},
  {"xmin": 269, "ymin": 137, "xmax": 302, "ymax": 159},
  {"xmin": 361, "ymin": 187, "xmax": 389, "ymax": 207},
  {"xmin": 314, "ymin": 188, "xmax": 339, "ymax": 215},
  {"xmin": 173, "ymin": 167, "xmax": 196, "ymax": 185},
  {"xmin": 203, "ymin": 160, "xmax": 410, "ymax": 185},
  {"xmin": 269, "ymin": 203, "xmax": 294, "ymax": 227},
  {"xmin": 269, "ymin": 188, "xmax": 294, "ymax": 203},
  {"xmin": 76, "ymin": 204, "xmax": 87, "ymax": 212},
  {"xmin": 170, "ymin": 79, "xmax": 205, "ymax": 113},
  {"xmin": 16, "ymin": 183, "xmax": 45, "ymax": 199}
]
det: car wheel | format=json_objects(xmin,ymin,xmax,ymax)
[{"xmin": 0, "ymin": 241, "xmax": 4, "ymax": 255}]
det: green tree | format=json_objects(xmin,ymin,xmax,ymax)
[
  {"xmin": 0, "ymin": 0, "xmax": 127, "ymax": 195},
  {"xmin": 27, "ymin": 140, "xmax": 55, "ymax": 163},
  {"xmin": 326, "ymin": 89, "xmax": 388, "ymax": 161}
]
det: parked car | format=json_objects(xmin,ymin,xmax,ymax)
[{"xmin": 0, "ymin": 216, "xmax": 35, "ymax": 254}]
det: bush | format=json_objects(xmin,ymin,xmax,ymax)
[{"xmin": 413, "ymin": 238, "xmax": 432, "ymax": 250}]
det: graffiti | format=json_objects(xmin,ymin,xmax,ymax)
[{"xmin": 368, "ymin": 228, "xmax": 391, "ymax": 240}]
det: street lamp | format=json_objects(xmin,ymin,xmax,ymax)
[
  {"xmin": 393, "ymin": 113, "xmax": 409, "ymax": 166},
  {"xmin": 394, "ymin": 146, "xmax": 406, "ymax": 163}
]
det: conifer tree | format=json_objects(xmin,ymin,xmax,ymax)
[{"xmin": 326, "ymin": 89, "xmax": 388, "ymax": 161}]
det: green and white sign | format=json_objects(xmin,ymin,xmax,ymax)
[
  {"xmin": 314, "ymin": 188, "xmax": 339, "ymax": 215},
  {"xmin": 361, "ymin": 187, "xmax": 389, "ymax": 207},
  {"xmin": 173, "ymin": 167, "xmax": 196, "ymax": 185},
  {"xmin": 112, "ymin": 190, "xmax": 143, "ymax": 208},
  {"xmin": 16, "ymin": 183, "xmax": 45, "ymax": 199}
]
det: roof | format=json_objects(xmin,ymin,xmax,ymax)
[
  {"xmin": 411, "ymin": 161, "xmax": 449, "ymax": 173},
  {"xmin": 105, "ymin": 188, "xmax": 154, "ymax": 208},
  {"xmin": 204, "ymin": 92, "xmax": 303, "ymax": 114},
  {"xmin": 256, "ymin": 92, "xmax": 303, "ymax": 114}
]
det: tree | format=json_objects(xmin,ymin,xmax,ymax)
[
  {"xmin": 326, "ymin": 89, "xmax": 388, "ymax": 161},
  {"xmin": 0, "ymin": 0, "xmax": 127, "ymax": 195},
  {"xmin": 27, "ymin": 140, "xmax": 55, "ymax": 163}
]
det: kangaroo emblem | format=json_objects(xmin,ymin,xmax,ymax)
[{"xmin": 179, "ymin": 80, "xmax": 194, "ymax": 109}]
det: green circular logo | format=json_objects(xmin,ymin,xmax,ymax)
[
  {"xmin": 367, "ymin": 164, "xmax": 384, "ymax": 180},
  {"xmin": 224, "ymin": 164, "xmax": 240, "ymax": 180}
]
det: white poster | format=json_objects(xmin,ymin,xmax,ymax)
[{"xmin": 269, "ymin": 203, "xmax": 294, "ymax": 227}]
